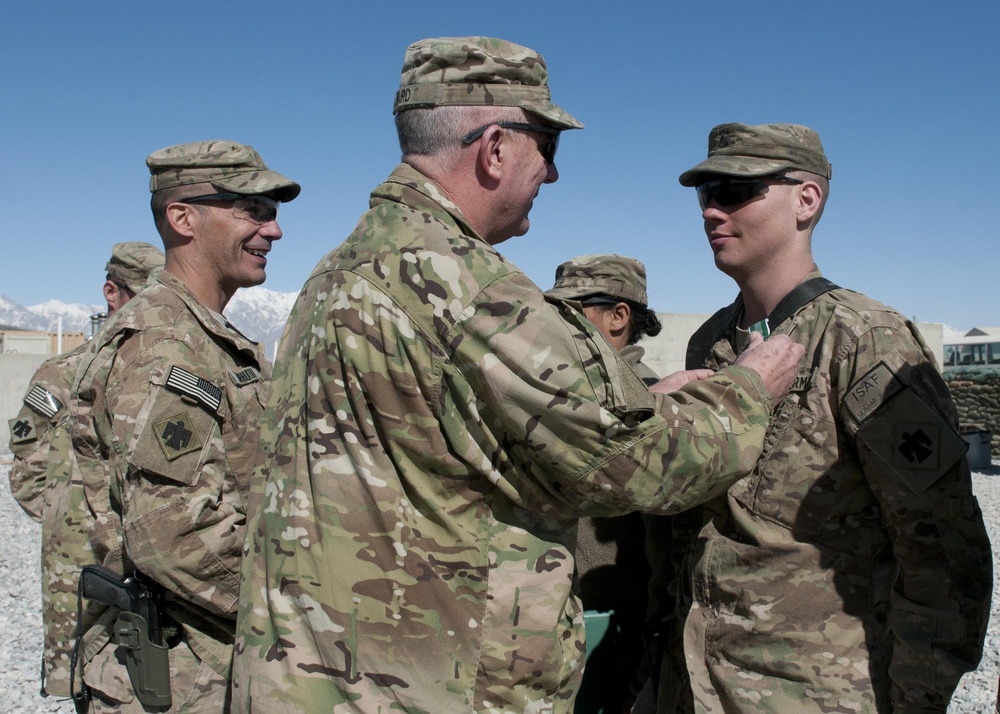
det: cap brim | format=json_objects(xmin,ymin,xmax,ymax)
[
  {"xmin": 678, "ymin": 156, "xmax": 794, "ymax": 186},
  {"xmin": 212, "ymin": 170, "xmax": 302, "ymax": 202},
  {"xmin": 529, "ymin": 103, "xmax": 584, "ymax": 131}
]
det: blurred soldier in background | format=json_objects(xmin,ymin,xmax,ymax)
[
  {"xmin": 7, "ymin": 241, "xmax": 163, "ymax": 698},
  {"xmin": 545, "ymin": 253, "xmax": 663, "ymax": 713}
]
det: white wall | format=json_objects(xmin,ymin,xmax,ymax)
[
  {"xmin": 638, "ymin": 313, "xmax": 711, "ymax": 376},
  {"xmin": 1, "ymin": 334, "xmax": 51, "ymax": 354}
]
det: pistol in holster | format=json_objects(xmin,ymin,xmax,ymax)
[{"xmin": 78, "ymin": 564, "xmax": 172, "ymax": 709}]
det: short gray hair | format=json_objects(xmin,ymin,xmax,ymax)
[
  {"xmin": 395, "ymin": 105, "xmax": 531, "ymax": 158},
  {"xmin": 149, "ymin": 183, "xmax": 213, "ymax": 235}
]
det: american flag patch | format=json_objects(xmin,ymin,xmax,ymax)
[
  {"xmin": 24, "ymin": 385, "xmax": 63, "ymax": 419},
  {"xmin": 164, "ymin": 366, "xmax": 222, "ymax": 413}
]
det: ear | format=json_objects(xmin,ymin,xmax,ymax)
[
  {"xmin": 610, "ymin": 302, "xmax": 632, "ymax": 332},
  {"xmin": 102, "ymin": 279, "xmax": 118, "ymax": 306},
  {"xmin": 103, "ymin": 280, "xmax": 133, "ymax": 314},
  {"xmin": 165, "ymin": 201, "xmax": 198, "ymax": 239},
  {"xmin": 476, "ymin": 125, "xmax": 508, "ymax": 182},
  {"xmin": 796, "ymin": 180, "xmax": 823, "ymax": 224}
]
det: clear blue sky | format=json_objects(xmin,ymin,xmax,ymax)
[{"xmin": 2, "ymin": 2, "xmax": 997, "ymax": 329}]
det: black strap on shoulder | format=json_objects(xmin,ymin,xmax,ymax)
[{"xmin": 767, "ymin": 277, "xmax": 840, "ymax": 332}]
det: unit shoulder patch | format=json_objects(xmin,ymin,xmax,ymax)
[
  {"xmin": 23, "ymin": 385, "xmax": 63, "ymax": 419},
  {"xmin": 8, "ymin": 415, "xmax": 38, "ymax": 444},
  {"xmin": 153, "ymin": 411, "xmax": 204, "ymax": 461},
  {"xmin": 855, "ymin": 388, "xmax": 967, "ymax": 496},
  {"xmin": 164, "ymin": 366, "xmax": 222, "ymax": 413}
]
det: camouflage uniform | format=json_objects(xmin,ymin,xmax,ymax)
[
  {"xmin": 232, "ymin": 147, "xmax": 783, "ymax": 711},
  {"xmin": 659, "ymin": 277, "xmax": 992, "ymax": 712},
  {"xmin": 648, "ymin": 123, "xmax": 992, "ymax": 713},
  {"xmin": 71, "ymin": 141, "xmax": 297, "ymax": 713},
  {"xmin": 622, "ymin": 345, "xmax": 659, "ymax": 384},
  {"xmin": 10, "ymin": 343, "xmax": 94, "ymax": 697},
  {"xmin": 545, "ymin": 253, "xmax": 661, "ymax": 391},
  {"xmin": 545, "ymin": 254, "xmax": 661, "ymax": 712},
  {"xmin": 73, "ymin": 269, "xmax": 270, "ymax": 711},
  {"xmin": 7, "ymin": 242, "xmax": 162, "ymax": 698}
]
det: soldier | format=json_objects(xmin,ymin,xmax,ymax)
[
  {"xmin": 544, "ymin": 254, "xmax": 662, "ymax": 713},
  {"xmin": 545, "ymin": 254, "xmax": 662, "ymax": 385},
  {"xmin": 232, "ymin": 37, "xmax": 804, "ymax": 712},
  {"xmin": 642, "ymin": 123, "xmax": 992, "ymax": 712},
  {"xmin": 72, "ymin": 140, "xmax": 299, "ymax": 712},
  {"xmin": 7, "ymin": 242, "xmax": 163, "ymax": 698}
]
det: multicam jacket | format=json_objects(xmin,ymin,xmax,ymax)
[
  {"xmin": 8, "ymin": 343, "xmax": 97, "ymax": 697},
  {"xmin": 233, "ymin": 163, "xmax": 779, "ymax": 713},
  {"xmin": 652, "ymin": 271, "xmax": 992, "ymax": 713},
  {"xmin": 573, "ymin": 347, "xmax": 658, "ymax": 712},
  {"xmin": 73, "ymin": 270, "xmax": 269, "ymax": 708}
]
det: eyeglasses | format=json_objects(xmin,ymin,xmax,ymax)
[
  {"xmin": 179, "ymin": 192, "xmax": 279, "ymax": 224},
  {"xmin": 696, "ymin": 175, "xmax": 803, "ymax": 211},
  {"xmin": 462, "ymin": 121, "xmax": 561, "ymax": 165}
]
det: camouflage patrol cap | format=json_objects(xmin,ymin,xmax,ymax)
[
  {"xmin": 105, "ymin": 241, "xmax": 165, "ymax": 293},
  {"xmin": 393, "ymin": 36, "xmax": 583, "ymax": 130},
  {"xmin": 147, "ymin": 140, "xmax": 301, "ymax": 202},
  {"xmin": 544, "ymin": 254, "xmax": 647, "ymax": 305},
  {"xmin": 678, "ymin": 123, "xmax": 832, "ymax": 186}
]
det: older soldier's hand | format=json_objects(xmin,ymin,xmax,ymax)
[
  {"xmin": 733, "ymin": 332, "xmax": 805, "ymax": 403},
  {"xmin": 649, "ymin": 368, "xmax": 716, "ymax": 394}
]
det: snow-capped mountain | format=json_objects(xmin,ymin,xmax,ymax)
[
  {"xmin": 0, "ymin": 295, "xmax": 103, "ymax": 333},
  {"xmin": 0, "ymin": 287, "xmax": 297, "ymax": 348},
  {"xmin": 224, "ymin": 286, "xmax": 298, "ymax": 351},
  {"xmin": 28, "ymin": 299, "xmax": 104, "ymax": 333}
]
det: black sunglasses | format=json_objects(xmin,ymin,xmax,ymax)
[
  {"xmin": 178, "ymin": 192, "xmax": 279, "ymax": 224},
  {"xmin": 462, "ymin": 121, "xmax": 561, "ymax": 165},
  {"xmin": 696, "ymin": 175, "xmax": 803, "ymax": 210}
]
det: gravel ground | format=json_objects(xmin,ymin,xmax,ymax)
[{"xmin": 1, "ymin": 457, "xmax": 998, "ymax": 712}]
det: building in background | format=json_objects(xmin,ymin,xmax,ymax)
[{"xmin": 943, "ymin": 328, "xmax": 1000, "ymax": 370}]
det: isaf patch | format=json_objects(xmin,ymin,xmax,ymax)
[
  {"xmin": 164, "ymin": 366, "xmax": 222, "ymax": 413},
  {"xmin": 843, "ymin": 361, "xmax": 901, "ymax": 425},
  {"xmin": 23, "ymin": 385, "xmax": 63, "ymax": 419},
  {"xmin": 153, "ymin": 411, "xmax": 203, "ymax": 461},
  {"xmin": 8, "ymin": 415, "xmax": 37, "ymax": 444}
]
